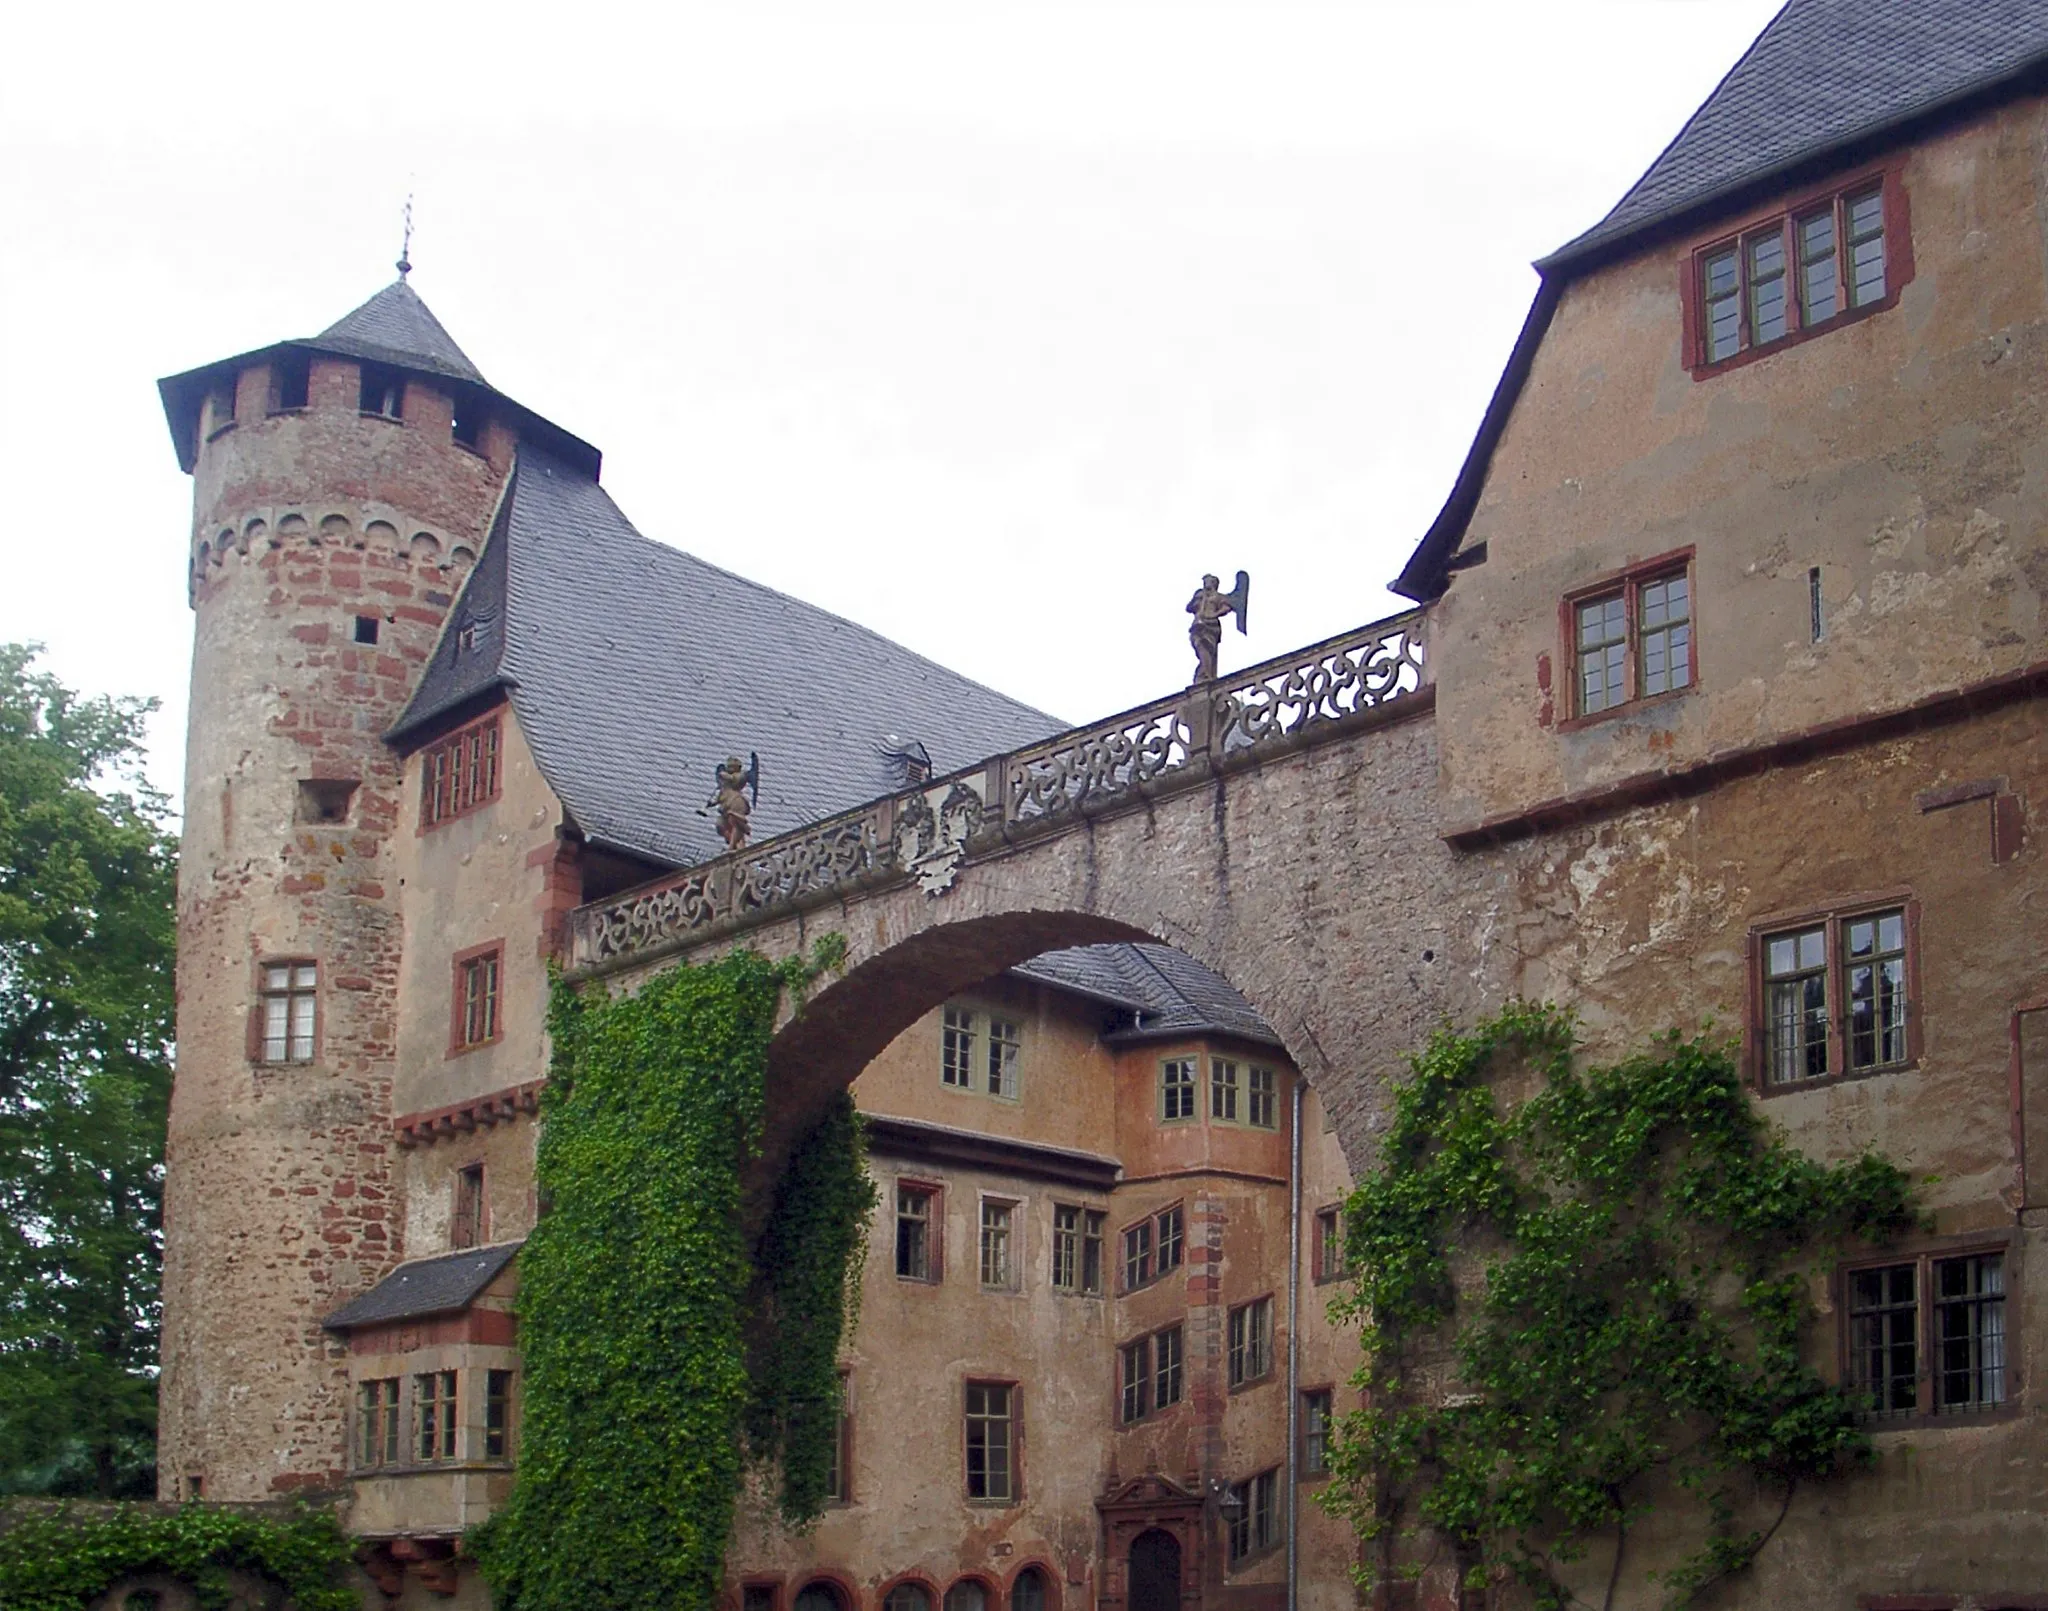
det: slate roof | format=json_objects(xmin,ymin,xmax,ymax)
[
  {"xmin": 1547, "ymin": 0, "xmax": 2048, "ymax": 269},
  {"xmin": 313, "ymin": 279, "xmax": 489, "ymax": 388},
  {"xmin": 1395, "ymin": 0, "xmax": 2048, "ymax": 604},
  {"xmin": 1013, "ymin": 942, "xmax": 1282, "ymax": 1048},
  {"xmin": 322, "ymin": 1242, "xmax": 521, "ymax": 1330},
  {"xmin": 389, "ymin": 450, "xmax": 1066, "ymax": 868}
]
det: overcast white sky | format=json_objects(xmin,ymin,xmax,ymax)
[{"xmin": 0, "ymin": 0, "xmax": 1784, "ymax": 814}]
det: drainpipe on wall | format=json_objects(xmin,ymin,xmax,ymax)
[{"xmin": 1286, "ymin": 1076, "xmax": 1304, "ymax": 1611}]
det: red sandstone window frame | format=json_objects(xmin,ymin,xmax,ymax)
[
  {"xmin": 1558, "ymin": 548, "xmax": 1698, "ymax": 727},
  {"xmin": 249, "ymin": 957, "xmax": 320, "ymax": 1066},
  {"xmin": 895, "ymin": 1177, "xmax": 943, "ymax": 1283},
  {"xmin": 419, "ymin": 712, "xmax": 503, "ymax": 832},
  {"xmin": 449, "ymin": 940, "xmax": 505, "ymax": 1056},
  {"xmin": 1835, "ymin": 1233, "xmax": 2019, "ymax": 1429},
  {"xmin": 1679, "ymin": 164, "xmax": 1914, "ymax": 379},
  {"xmin": 1743, "ymin": 893, "xmax": 1921, "ymax": 1094}
]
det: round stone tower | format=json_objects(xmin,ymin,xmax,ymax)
[{"xmin": 155, "ymin": 278, "xmax": 552, "ymax": 1498}]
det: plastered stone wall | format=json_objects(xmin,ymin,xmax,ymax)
[
  {"xmin": 164, "ymin": 356, "xmax": 508, "ymax": 1499},
  {"xmin": 1434, "ymin": 94, "xmax": 2048, "ymax": 833}
]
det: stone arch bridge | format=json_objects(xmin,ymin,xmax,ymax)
[{"xmin": 567, "ymin": 610, "xmax": 1462, "ymax": 1180}]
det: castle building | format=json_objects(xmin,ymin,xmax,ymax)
[{"xmin": 156, "ymin": 2, "xmax": 2048, "ymax": 1608}]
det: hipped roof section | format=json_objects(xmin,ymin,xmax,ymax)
[
  {"xmin": 1012, "ymin": 942, "xmax": 1283, "ymax": 1049},
  {"xmin": 388, "ymin": 449, "xmax": 1065, "ymax": 869},
  {"xmin": 157, "ymin": 279, "xmax": 601, "ymax": 478},
  {"xmin": 1393, "ymin": 0, "xmax": 2048, "ymax": 605}
]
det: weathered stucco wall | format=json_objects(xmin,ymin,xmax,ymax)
[{"xmin": 1435, "ymin": 94, "xmax": 2048, "ymax": 834}]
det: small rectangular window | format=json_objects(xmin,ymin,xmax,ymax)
[
  {"xmin": 1570, "ymin": 562, "xmax": 1691, "ymax": 719},
  {"xmin": 1120, "ymin": 1336, "xmax": 1151, "ymax": 1424},
  {"xmin": 453, "ymin": 1164, "xmax": 486, "ymax": 1250},
  {"xmin": 420, "ymin": 715, "xmax": 503, "ymax": 829},
  {"xmin": 269, "ymin": 352, "xmax": 310, "ymax": 414},
  {"xmin": 964, "ymin": 1382, "xmax": 1014, "ymax": 1501},
  {"xmin": 942, "ymin": 1006, "xmax": 976, "ymax": 1088},
  {"xmin": 1228, "ymin": 1297, "xmax": 1273, "ymax": 1388},
  {"xmin": 259, "ymin": 961, "xmax": 318, "ymax": 1064},
  {"xmin": 979, "ymin": 1199, "xmax": 1015, "ymax": 1289},
  {"xmin": 1155, "ymin": 1204, "xmax": 1184, "ymax": 1276},
  {"xmin": 896, "ymin": 1184, "xmax": 936, "ymax": 1281},
  {"xmin": 452, "ymin": 391, "xmax": 487, "ymax": 450},
  {"xmin": 455, "ymin": 948, "xmax": 502, "ymax": 1051},
  {"xmin": 1226, "ymin": 1469, "xmax": 1278, "ymax": 1564},
  {"xmin": 1247, "ymin": 1065, "xmax": 1278, "ymax": 1129},
  {"xmin": 359, "ymin": 363, "xmax": 404, "ymax": 420},
  {"xmin": 1052, "ymin": 1204, "xmax": 1081, "ymax": 1291},
  {"xmin": 353, "ymin": 614, "xmax": 381, "ymax": 645},
  {"xmin": 414, "ymin": 1370, "xmax": 458, "ymax": 1462},
  {"xmin": 1933, "ymin": 1253, "xmax": 2006, "ymax": 1414},
  {"xmin": 1160, "ymin": 1058, "xmax": 1196, "ymax": 1122},
  {"xmin": 1314, "ymin": 1207, "xmax": 1346, "ymax": 1282},
  {"xmin": 1122, "ymin": 1221, "xmax": 1153, "ymax": 1292},
  {"xmin": 1211, "ymin": 1057, "xmax": 1240, "ymax": 1121},
  {"xmin": 743, "ymin": 1588, "xmax": 777, "ymax": 1611},
  {"xmin": 484, "ymin": 1369, "xmax": 514, "ymax": 1460},
  {"xmin": 1301, "ymin": 1389, "xmax": 1333, "ymax": 1476},
  {"xmin": 1154, "ymin": 1324, "xmax": 1183, "ymax": 1410},
  {"xmin": 207, "ymin": 376, "xmax": 237, "ymax": 435},
  {"xmin": 1756, "ymin": 903, "xmax": 1912, "ymax": 1088},
  {"xmin": 1082, "ymin": 1209, "xmax": 1105, "ymax": 1295},
  {"xmin": 357, "ymin": 1377, "xmax": 400, "ymax": 1468},
  {"xmin": 986, "ymin": 1016, "xmax": 1021, "ymax": 1099}
]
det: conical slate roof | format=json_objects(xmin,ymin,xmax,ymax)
[{"xmin": 314, "ymin": 279, "xmax": 488, "ymax": 388}]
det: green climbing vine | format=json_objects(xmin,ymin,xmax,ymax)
[
  {"xmin": 0, "ymin": 1503, "xmax": 357, "ymax": 1611},
  {"xmin": 1323, "ymin": 1001, "xmax": 1919, "ymax": 1611},
  {"xmin": 470, "ymin": 937, "xmax": 870, "ymax": 1611}
]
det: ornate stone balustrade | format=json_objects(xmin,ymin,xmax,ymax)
[{"xmin": 568, "ymin": 609, "xmax": 1427, "ymax": 971}]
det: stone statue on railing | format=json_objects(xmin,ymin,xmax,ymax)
[
  {"xmin": 705, "ymin": 753, "xmax": 760, "ymax": 850},
  {"xmin": 1187, "ymin": 571, "xmax": 1249, "ymax": 683}
]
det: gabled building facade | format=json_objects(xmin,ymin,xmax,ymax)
[{"xmin": 154, "ymin": 2, "xmax": 2048, "ymax": 1608}]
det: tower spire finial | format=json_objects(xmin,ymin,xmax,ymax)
[{"xmin": 396, "ymin": 192, "xmax": 414, "ymax": 280}]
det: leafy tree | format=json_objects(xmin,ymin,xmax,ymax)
[
  {"xmin": 1324, "ymin": 1002, "xmax": 1918, "ymax": 1610},
  {"xmin": 0, "ymin": 644, "xmax": 177, "ymax": 1497}
]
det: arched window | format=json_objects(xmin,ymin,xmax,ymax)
[
  {"xmin": 944, "ymin": 1581, "xmax": 988, "ymax": 1611},
  {"xmin": 1009, "ymin": 1567, "xmax": 1047, "ymax": 1611},
  {"xmin": 884, "ymin": 1583, "xmax": 934, "ymax": 1611},
  {"xmin": 794, "ymin": 1583, "xmax": 845, "ymax": 1611}
]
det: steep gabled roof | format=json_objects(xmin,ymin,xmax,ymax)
[
  {"xmin": 314, "ymin": 279, "xmax": 489, "ymax": 387},
  {"xmin": 1394, "ymin": 0, "xmax": 2048, "ymax": 604},
  {"xmin": 1013, "ymin": 942, "xmax": 1282, "ymax": 1049},
  {"xmin": 390, "ymin": 450, "xmax": 1066, "ymax": 868}
]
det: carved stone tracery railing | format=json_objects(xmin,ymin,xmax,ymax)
[{"xmin": 569, "ymin": 609, "xmax": 1426, "ymax": 969}]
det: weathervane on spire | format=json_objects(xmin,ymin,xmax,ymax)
[{"xmin": 396, "ymin": 193, "xmax": 414, "ymax": 279}]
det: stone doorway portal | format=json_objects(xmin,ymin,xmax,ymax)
[{"xmin": 1127, "ymin": 1528, "xmax": 1181, "ymax": 1611}]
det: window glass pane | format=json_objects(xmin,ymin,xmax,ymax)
[
  {"xmin": 264, "ymin": 964, "xmax": 290, "ymax": 992},
  {"xmin": 1702, "ymin": 248, "xmax": 1738, "ymax": 296},
  {"xmin": 987, "ymin": 1018, "xmax": 1021, "ymax": 1098},
  {"xmin": 1010, "ymin": 1570, "xmax": 1046, "ymax": 1611},
  {"xmin": 1123, "ymin": 1222, "xmax": 1152, "ymax": 1290},
  {"xmin": 1121, "ymin": 1338, "xmax": 1150, "ymax": 1422},
  {"xmin": 1847, "ymin": 189, "xmax": 1884, "ymax": 239},
  {"xmin": 1155, "ymin": 1324, "xmax": 1184, "ymax": 1407},
  {"xmin": 1052, "ymin": 1205, "xmax": 1078, "ymax": 1290},
  {"xmin": 1083, "ymin": 1210, "xmax": 1105, "ymax": 1294},
  {"xmin": 1798, "ymin": 209, "xmax": 1839, "ymax": 324},
  {"xmin": 1577, "ymin": 595, "xmax": 1625, "ymax": 652},
  {"xmin": 886, "ymin": 1588, "xmax": 933, "ymax": 1611},
  {"xmin": 980, "ymin": 1202, "xmax": 1012, "ymax": 1287},
  {"xmin": 1748, "ymin": 232, "xmax": 1787, "ymax": 343},
  {"xmin": 293, "ymin": 964, "xmax": 317, "ymax": 990},
  {"xmin": 1156, "ymin": 1205, "xmax": 1184, "ymax": 1273},
  {"xmin": 1934, "ymin": 1253, "xmax": 2005, "ymax": 1411},
  {"xmin": 942, "ymin": 1007, "xmax": 975, "ymax": 1087},
  {"xmin": 289, "ymin": 994, "xmax": 315, "ymax": 1061},
  {"xmin": 896, "ymin": 1187, "xmax": 931, "ymax": 1280},
  {"xmin": 945, "ymin": 1584, "xmax": 988, "ymax": 1611},
  {"xmin": 1851, "ymin": 233, "xmax": 1887, "ymax": 306},
  {"xmin": 1845, "ymin": 908, "xmax": 1908, "ymax": 1070},
  {"xmin": 1848, "ymin": 1263, "xmax": 1919, "ymax": 1417},
  {"xmin": 1211, "ymin": 1058, "xmax": 1239, "ymax": 1121}
]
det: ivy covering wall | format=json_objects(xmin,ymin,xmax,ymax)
[
  {"xmin": 471, "ymin": 941, "xmax": 873, "ymax": 1611},
  {"xmin": 1325, "ymin": 1002, "xmax": 1919, "ymax": 1611},
  {"xmin": 0, "ymin": 1503, "xmax": 357, "ymax": 1611}
]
